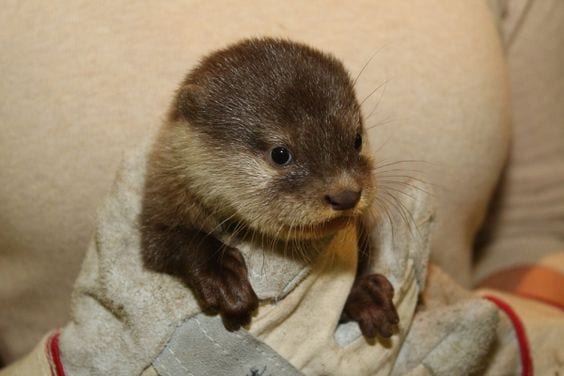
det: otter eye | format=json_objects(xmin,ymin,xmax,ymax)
[
  {"xmin": 270, "ymin": 146, "xmax": 292, "ymax": 165},
  {"xmin": 354, "ymin": 133, "xmax": 363, "ymax": 151}
]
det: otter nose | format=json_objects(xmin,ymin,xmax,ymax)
[{"xmin": 325, "ymin": 190, "xmax": 361, "ymax": 211}]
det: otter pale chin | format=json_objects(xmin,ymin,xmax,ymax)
[{"xmin": 140, "ymin": 37, "xmax": 399, "ymax": 337}]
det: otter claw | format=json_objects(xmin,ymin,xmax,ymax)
[
  {"xmin": 191, "ymin": 246, "xmax": 258, "ymax": 330},
  {"xmin": 343, "ymin": 273, "xmax": 399, "ymax": 338}
]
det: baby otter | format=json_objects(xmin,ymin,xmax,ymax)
[{"xmin": 140, "ymin": 38, "xmax": 398, "ymax": 338}]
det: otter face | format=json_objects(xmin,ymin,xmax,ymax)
[{"xmin": 172, "ymin": 38, "xmax": 374, "ymax": 239}]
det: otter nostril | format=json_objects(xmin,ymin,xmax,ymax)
[{"xmin": 325, "ymin": 190, "xmax": 362, "ymax": 211}]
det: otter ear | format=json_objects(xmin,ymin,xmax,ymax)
[{"xmin": 170, "ymin": 84, "xmax": 206, "ymax": 122}]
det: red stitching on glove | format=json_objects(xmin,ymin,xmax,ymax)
[{"xmin": 484, "ymin": 295, "xmax": 533, "ymax": 376}]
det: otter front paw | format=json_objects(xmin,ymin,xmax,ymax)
[
  {"xmin": 343, "ymin": 273, "xmax": 399, "ymax": 338},
  {"xmin": 191, "ymin": 246, "xmax": 259, "ymax": 331}
]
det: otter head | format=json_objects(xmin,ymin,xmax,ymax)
[{"xmin": 169, "ymin": 38, "xmax": 374, "ymax": 240}]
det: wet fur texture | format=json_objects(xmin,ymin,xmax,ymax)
[{"xmin": 140, "ymin": 38, "xmax": 398, "ymax": 336}]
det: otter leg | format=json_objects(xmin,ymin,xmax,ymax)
[
  {"xmin": 343, "ymin": 273, "xmax": 399, "ymax": 338},
  {"xmin": 342, "ymin": 220, "xmax": 399, "ymax": 338},
  {"xmin": 141, "ymin": 225, "xmax": 258, "ymax": 330}
]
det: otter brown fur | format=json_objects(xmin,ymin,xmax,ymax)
[{"xmin": 140, "ymin": 38, "xmax": 398, "ymax": 337}]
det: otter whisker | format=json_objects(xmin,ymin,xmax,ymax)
[
  {"xmin": 377, "ymin": 185, "xmax": 417, "ymax": 201},
  {"xmin": 374, "ymin": 171, "xmax": 434, "ymax": 187},
  {"xmin": 360, "ymin": 80, "xmax": 388, "ymax": 107},
  {"xmin": 352, "ymin": 46, "xmax": 384, "ymax": 87},
  {"xmin": 283, "ymin": 216, "xmax": 297, "ymax": 261},
  {"xmin": 364, "ymin": 80, "xmax": 388, "ymax": 121},
  {"xmin": 372, "ymin": 159, "xmax": 430, "ymax": 170},
  {"xmin": 376, "ymin": 178, "xmax": 436, "ymax": 196},
  {"xmin": 374, "ymin": 170, "xmax": 428, "ymax": 181},
  {"xmin": 366, "ymin": 117, "xmax": 397, "ymax": 131},
  {"xmin": 375, "ymin": 196, "xmax": 397, "ymax": 241},
  {"xmin": 380, "ymin": 191, "xmax": 420, "ymax": 241},
  {"xmin": 369, "ymin": 134, "xmax": 394, "ymax": 155}
]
